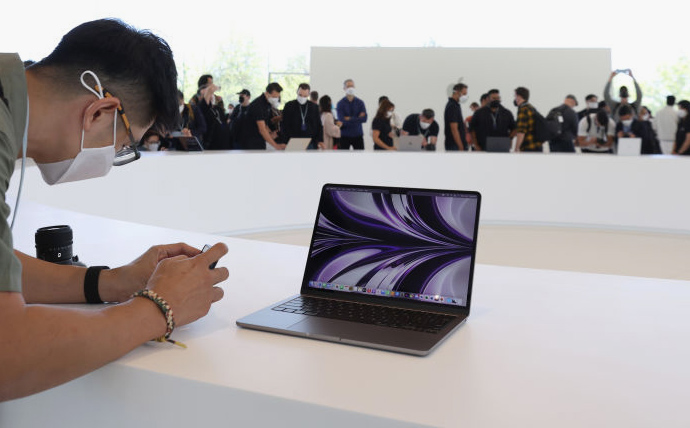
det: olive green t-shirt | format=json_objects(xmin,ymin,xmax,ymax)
[{"xmin": 0, "ymin": 53, "xmax": 27, "ymax": 293}]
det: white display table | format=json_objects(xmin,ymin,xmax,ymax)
[{"xmin": 2, "ymin": 203, "xmax": 689, "ymax": 427}]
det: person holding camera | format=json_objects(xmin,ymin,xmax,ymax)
[
  {"xmin": 604, "ymin": 69, "xmax": 643, "ymax": 122},
  {"xmin": 0, "ymin": 19, "xmax": 229, "ymax": 402}
]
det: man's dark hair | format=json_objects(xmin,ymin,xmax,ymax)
[
  {"xmin": 266, "ymin": 82, "xmax": 283, "ymax": 93},
  {"xmin": 596, "ymin": 110, "xmax": 609, "ymax": 127},
  {"xmin": 32, "ymin": 19, "xmax": 179, "ymax": 132},
  {"xmin": 297, "ymin": 83, "xmax": 311, "ymax": 92},
  {"xmin": 618, "ymin": 105, "xmax": 632, "ymax": 117},
  {"xmin": 515, "ymin": 87, "xmax": 530, "ymax": 102},
  {"xmin": 310, "ymin": 91, "xmax": 319, "ymax": 102},
  {"xmin": 488, "ymin": 89, "xmax": 500, "ymax": 96},
  {"xmin": 480, "ymin": 93, "xmax": 489, "ymax": 103},
  {"xmin": 598, "ymin": 100, "xmax": 608, "ymax": 109},
  {"xmin": 667, "ymin": 95, "xmax": 676, "ymax": 106},
  {"xmin": 585, "ymin": 94, "xmax": 597, "ymax": 102},
  {"xmin": 177, "ymin": 90, "xmax": 184, "ymax": 101},
  {"xmin": 453, "ymin": 83, "xmax": 467, "ymax": 93},
  {"xmin": 619, "ymin": 85, "xmax": 630, "ymax": 98},
  {"xmin": 421, "ymin": 109, "xmax": 435, "ymax": 119},
  {"xmin": 197, "ymin": 74, "xmax": 213, "ymax": 89}
]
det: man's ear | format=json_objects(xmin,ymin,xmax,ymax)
[{"xmin": 82, "ymin": 97, "xmax": 121, "ymax": 132}]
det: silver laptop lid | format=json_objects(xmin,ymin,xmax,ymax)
[{"xmin": 301, "ymin": 184, "xmax": 481, "ymax": 312}]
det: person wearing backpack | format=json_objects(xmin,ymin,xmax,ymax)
[
  {"xmin": 513, "ymin": 86, "xmax": 543, "ymax": 152},
  {"xmin": 548, "ymin": 95, "xmax": 580, "ymax": 153}
]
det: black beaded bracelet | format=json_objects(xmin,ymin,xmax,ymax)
[{"xmin": 84, "ymin": 266, "xmax": 109, "ymax": 304}]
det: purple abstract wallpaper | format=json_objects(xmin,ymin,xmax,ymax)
[{"xmin": 305, "ymin": 188, "xmax": 478, "ymax": 306}]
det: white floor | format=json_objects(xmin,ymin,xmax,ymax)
[{"xmin": 237, "ymin": 225, "xmax": 690, "ymax": 281}]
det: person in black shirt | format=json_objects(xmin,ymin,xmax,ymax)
[
  {"xmin": 469, "ymin": 89, "xmax": 516, "ymax": 151},
  {"xmin": 673, "ymin": 100, "xmax": 690, "ymax": 155},
  {"xmin": 229, "ymin": 89, "xmax": 251, "ymax": 149},
  {"xmin": 238, "ymin": 82, "xmax": 286, "ymax": 150},
  {"xmin": 548, "ymin": 94, "xmax": 579, "ymax": 153},
  {"xmin": 280, "ymin": 83, "xmax": 323, "ymax": 149},
  {"xmin": 193, "ymin": 74, "xmax": 230, "ymax": 150},
  {"xmin": 402, "ymin": 109, "xmax": 439, "ymax": 151},
  {"xmin": 444, "ymin": 83, "xmax": 469, "ymax": 151},
  {"xmin": 372, "ymin": 99, "xmax": 396, "ymax": 150}
]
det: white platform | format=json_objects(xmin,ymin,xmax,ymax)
[{"xmin": 2, "ymin": 204, "xmax": 689, "ymax": 427}]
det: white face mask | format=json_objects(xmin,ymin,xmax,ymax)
[
  {"xmin": 147, "ymin": 142, "xmax": 160, "ymax": 152},
  {"xmin": 386, "ymin": 111, "xmax": 393, "ymax": 118},
  {"xmin": 641, "ymin": 113, "xmax": 650, "ymax": 121},
  {"xmin": 345, "ymin": 87, "xmax": 356, "ymax": 97},
  {"xmin": 37, "ymin": 71, "xmax": 117, "ymax": 185},
  {"xmin": 179, "ymin": 104, "xmax": 184, "ymax": 113},
  {"xmin": 269, "ymin": 97, "xmax": 280, "ymax": 108},
  {"xmin": 297, "ymin": 96, "xmax": 308, "ymax": 105},
  {"xmin": 622, "ymin": 119, "xmax": 633, "ymax": 127},
  {"xmin": 419, "ymin": 121, "xmax": 431, "ymax": 130},
  {"xmin": 679, "ymin": 110, "xmax": 688, "ymax": 119},
  {"xmin": 588, "ymin": 102, "xmax": 598, "ymax": 109},
  {"xmin": 459, "ymin": 94, "xmax": 469, "ymax": 104}
]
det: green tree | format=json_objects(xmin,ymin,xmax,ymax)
[
  {"xmin": 269, "ymin": 54, "xmax": 310, "ymax": 106},
  {"xmin": 177, "ymin": 33, "xmax": 267, "ymax": 108},
  {"xmin": 640, "ymin": 56, "xmax": 690, "ymax": 114}
]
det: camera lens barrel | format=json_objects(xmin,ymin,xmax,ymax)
[{"xmin": 35, "ymin": 225, "xmax": 74, "ymax": 264}]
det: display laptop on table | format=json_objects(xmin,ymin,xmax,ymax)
[
  {"xmin": 485, "ymin": 136, "xmax": 512, "ymax": 152},
  {"xmin": 237, "ymin": 183, "xmax": 481, "ymax": 356},
  {"xmin": 285, "ymin": 138, "xmax": 311, "ymax": 151},
  {"xmin": 617, "ymin": 137, "xmax": 642, "ymax": 156},
  {"xmin": 397, "ymin": 135, "xmax": 424, "ymax": 151},
  {"xmin": 170, "ymin": 132, "xmax": 203, "ymax": 151}
]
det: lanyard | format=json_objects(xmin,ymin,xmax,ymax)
[{"xmin": 300, "ymin": 103, "xmax": 308, "ymax": 125}]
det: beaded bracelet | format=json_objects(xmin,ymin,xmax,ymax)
[{"xmin": 131, "ymin": 289, "xmax": 186, "ymax": 349}]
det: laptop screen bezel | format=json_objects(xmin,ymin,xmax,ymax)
[{"xmin": 299, "ymin": 183, "xmax": 481, "ymax": 316}]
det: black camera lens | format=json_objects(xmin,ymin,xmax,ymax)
[{"xmin": 35, "ymin": 225, "xmax": 80, "ymax": 265}]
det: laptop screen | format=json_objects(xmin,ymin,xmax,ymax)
[{"xmin": 303, "ymin": 185, "xmax": 480, "ymax": 308}]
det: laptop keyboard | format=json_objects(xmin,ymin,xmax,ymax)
[{"xmin": 272, "ymin": 296, "xmax": 455, "ymax": 334}]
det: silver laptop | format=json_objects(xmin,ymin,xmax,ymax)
[
  {"xmin": 285, "ymin": 138, "xmax": 312, "ymax": 151},
  {"xmin": 397, "ymin": 135, "xmax": 424, "ymax": 151},
  {"xmin": 617, "ymin": 137, "xmax": 641, "ymax": 156},
  {"xmin": 485, "ymin": 136, "xmax": 512, "ymax": 152},
  {"xmin": 237, "ymin": 183, "xmax": 481, "ymax": 356}
]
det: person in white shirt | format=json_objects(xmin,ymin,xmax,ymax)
[
  {"xmin": 577, "ymin": 110, "xmax": 616, "ymax": 154},
  {"xmin": 653, "ymin": 95, "xmax": 678, "ymax": 154}
]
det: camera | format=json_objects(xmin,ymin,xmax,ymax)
[{"xmin": 35, "ymin": 225, "xmax": 86, "ymax": 266}]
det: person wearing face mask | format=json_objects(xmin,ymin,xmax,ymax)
[
  {"xmin": 194, "ymin": 75, "xmax": 231, "ymax": 150},
  {"xmin": 336, "ymin": 79, "xmax": 367, "ymax": 150},
  {"xmin": 239, "ymin": 82, "xmax": 286, "ymax": 150},
  {"xmin": 672, "ymin": 100, "xmax": 690, "ymax": 155},
  {"xmin": 577, "ymin": 110, "xmax": 616, "ymax": 154},
  {"xmin": 444, "ymin": 83, "xmax": 469, "ymax": 151},
  {"xmin": 0, "ymin": 19, "xmax": 229, "ymax": 402},
  {"xmin": 371, "ymin": 99, "xmax": 396, "ymax": 150},
  {"xmin": 616, "ymin": 105, "xmax": 644, "ymax": 154},
  {"xmin": 229, "ymin": 89, "xmax": 251, "ymax": 149},
  {"xmin": 470, "ymin": 89, "xmax": 516, "ymax": 151},
  {"xmin": 280, "ymin": 83, "xmax": 323, "ymax": 150},
  {"xmin": 578, "ymin": 94, "xmax": 600, "ymax": 121},
  {"xmin": 402, "ymin": 109, "xmax": 440, "ymax": 151}
]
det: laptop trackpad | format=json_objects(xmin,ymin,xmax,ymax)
[{"xmin": 289, "ymin": 317, "xmax": 390, "ymax": 342}]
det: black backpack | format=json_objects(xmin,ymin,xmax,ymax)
[{"xmin": 534, "ymin": 106, "xmax": 562, "ymax": 142}]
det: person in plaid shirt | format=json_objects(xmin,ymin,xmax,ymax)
[{"xmin": 514, "ymin": 86, "xmax": 543, "ymax": 152}]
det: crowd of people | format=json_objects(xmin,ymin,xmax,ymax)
[{"xmin": 141, "ymin": 70, "xmax": 690, "ymax": 156}]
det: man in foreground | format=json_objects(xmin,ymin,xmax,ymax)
[{"xmin": 0, "ymin": 19, "xmax": 228, "ymax": 402}]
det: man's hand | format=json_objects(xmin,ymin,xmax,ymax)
[
  {"xmin": 144, "ymin": 243, "xmax": 229, "ymax": 327},
  {"xmin": 99, "ymin": 243, "xmax": 202, "ymax": 303}
]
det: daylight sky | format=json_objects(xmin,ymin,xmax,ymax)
[{"xmin": 2, "ymin": 0, "xmax": 685, "ymax": 83}]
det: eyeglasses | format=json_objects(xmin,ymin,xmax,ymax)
[{"xmin": 97, "ymin": 85, "xmax": 141, "ymax": 166}]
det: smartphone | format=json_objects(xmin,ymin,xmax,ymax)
[{"xmin": 201, "ymin": 244, "xmax": 218, "ymax": 269}]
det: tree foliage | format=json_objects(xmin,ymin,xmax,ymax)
[{"xmin": 640, "ymin": 56, "xmax": 690, "ymax": 114}]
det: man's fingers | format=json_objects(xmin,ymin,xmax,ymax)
[
  {"xmin": 211, "ymin": 286, "xmax": 224, "ymax": 303},
  {"xmin": 197, "ymin": 243, "xmax": 228, "ymax": 268}
]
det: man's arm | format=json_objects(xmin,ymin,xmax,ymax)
[
  {"xmin": 450, "ymin": 122, "xmax": 464, "ymax": 150},
  {"xmin": 258, "ymin": 120, "xmax": 285, "ymax": 150},
  {"xmin": 1, "ymin": 244, "xmax": 228, "ymax": 402}
]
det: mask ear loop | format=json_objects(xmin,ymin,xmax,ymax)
[{"xmin": 79, "ymin": 71, "xmax": 117, "ymax": 150}]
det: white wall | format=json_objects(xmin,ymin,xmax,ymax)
[
  {"xmin": 9, "ymin": 151, "xmax": 690, "ymax": 236},
  {"xmin": 310, "ymin": 47, "xmax": 611, "ymax": 150}
]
